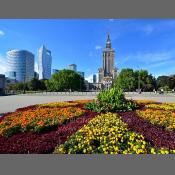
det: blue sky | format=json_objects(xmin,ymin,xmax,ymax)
[{"xmin": 0, "ymin": 19, "xmax": 175, "ymax": 82}]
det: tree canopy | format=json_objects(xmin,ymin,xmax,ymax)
[
  {"xmin": 45, "ymin": 69, "xmax": 86, "ymax": 91},
  {"xmin": 115, "ymin": 68, "xmax": 156, "ymax": 91}
]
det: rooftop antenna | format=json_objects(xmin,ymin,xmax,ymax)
[{"xmin": 106, "ymin": 24, "xmax": 111, "ymax": 39}]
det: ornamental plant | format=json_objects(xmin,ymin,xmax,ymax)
[
  {"xmin": 38, "ymin": 101, "xmax": 78, "ymax": 108},
  {"xmin": 85, "ymin": 87, "xmax": 138, "ymax": 112},
  {"xmin": 137, "ymin": 109, "xmax": 175, "ymax": 131},
  {"xmin": 54, "ymin": 113, "xmax": 151, "ymax": 154},
  {"xmin": 54, "ymin": 112, "xmax": 175, "ymax": 154},
  {"xmin": 146, "ymin": 103, "xmax": 175, "ymax": 111},
  {"xmin": 135, "ymin": 100, "xmax": 157, "ymax": 105},
  {"xmin": 0, "ymin": 107, "xmax": 85, "ymax": 137}
]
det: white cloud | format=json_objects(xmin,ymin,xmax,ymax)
[
  {"xmin": 118, "ymin": 50, "xmax": 175, "ymax": 76},
  {"xmin": 89, "ymin": 51, "xmax": 93, "ymax": 57},
  {"xmin": 122, "ymin": 50, "xmax": 175, "ymax": 65},
  {"xmin": 85, "ymin": 74, "xmax": 93, "ymax": 83},
  {"xmin": 95, "ymin": 46, "xmax": 102, "ymax": 50},
  {"xmin": 85, "ymin": 73, "xmax": 98, "ymax": 83},
  {"xmin": 108, "ymin": 19, "xmax": 114, "ymax": 22},
  {"xmin": 0, "ymin": 55, "xmax": 7, "ymax": 74},
  {"xmin": 142, "ymin": 25, "xmax": 154, "ymax": 35},
  {"xmin": 0, "ymin": 30, "xmax": 5, "ymax": 36}
]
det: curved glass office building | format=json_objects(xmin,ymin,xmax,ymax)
[{"xmin": 7, "ymin": 50, "xmax": 34, "ymax": 82}]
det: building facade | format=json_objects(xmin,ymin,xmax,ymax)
[
  {"xmin": 0, "ymin": 74, "xmax": 5, "ymax": 95},
  {"xmin": 7, "ymin": 50, "xmax": 34, "ymax": 82},
  {"xmin": 77, "ymin": 71, "xmax": 85, "ymax": 79},
  {"xmin": 38, "ymin": 45, "xmax": 52, "ymax": 80},
  {"xmin": 52, "ymin": 69, "xmax": 60, "ymax": 75},
  {"xmin": 93, "ymin": 74, "xmax": 97, "ymax": 83},
  {"xmin": 34, "ymin": 71, "xmax": 39, "ymax": 79},
  {"xmin": 98, "ymin": 34, "xmax": 117, "ymax": 86},
  {"xmin": 68, "ymin": 64, "xmax": 77, "ymax": 72}
]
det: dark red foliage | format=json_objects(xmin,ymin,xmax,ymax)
[
  {"xmin": 0, "ymin": 109, "xmax": 97, "ymax": 154},
  {"xmin": 118, "ymin": 111, "xmax": 175, "ymax": 150}
]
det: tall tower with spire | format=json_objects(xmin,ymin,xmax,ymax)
[{"xmin": 98, "ymin": 34, "xmax": 117, "ymax": 85}]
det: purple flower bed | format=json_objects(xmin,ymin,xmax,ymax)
[{"xmin": 118, "ymin": 111, "xmax": 175, "ymax": 150}]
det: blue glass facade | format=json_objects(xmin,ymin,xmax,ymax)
[
  {"xmin": 52, "ymin": 69, "xmax": 60, "ymax": 74},
  {"xmin": 77, "ymin": 71, "xmax": 85, "ymax": 79},
  {"xmin": 7, "ymin": 50, "xmax": 34, "ymax": 82},
  {"xmin": 38, "ymin": 45, "xmax": 52, "ymax": 80}
]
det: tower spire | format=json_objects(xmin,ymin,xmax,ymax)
[{"xmin": 106, "ymin": 33, "xmax": 111, "ymax": 49}]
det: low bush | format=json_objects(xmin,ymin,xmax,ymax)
[{"xmin": 85, "ymin": 87, "xmax": 138, "ymax": 112}]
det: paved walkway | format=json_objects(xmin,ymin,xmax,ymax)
[
  {"xmin": 0, "ymin": 93, "xmax": 175, "ymax": 114},
  {"xmin": 0, "ymin": 94, "xmax": 96, "ymax": 114},
  {"xmin": 125, "ymin": 93, "xmax": 175, "ymax": 103}
]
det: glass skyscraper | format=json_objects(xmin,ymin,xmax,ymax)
[
  {"xmin": 77, "ymin": 71, "xmax": 85, "ymax": 79},
  {"xmin": 7, "ymin": 50, "xmax": 34, "ymax": 82},
  {"xmin": 38, "ymin": 45, "xmax": 52, "ymax": 80},
  {"xmin": 52, "ymin": 69, "xmax": 60, "ymax": 75}
]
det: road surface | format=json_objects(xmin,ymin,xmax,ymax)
[{"xmin": 0, "ymin": 92, "xmax": 175, "ymax": 114}]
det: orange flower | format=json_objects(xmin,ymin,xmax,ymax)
[{"xmin": 0, "ymin": 107, "xmax": 85, "ymax": 136}]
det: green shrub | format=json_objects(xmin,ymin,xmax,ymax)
[
  {"xmin": 2, "ymin": 125, "xmax": 21, "ymax": 137},
  {"xmin": 85, "ymin": 87, "xmax": 138, "ymax": 112}
]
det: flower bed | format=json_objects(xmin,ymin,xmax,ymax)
[
  {"xmin": 37, "ymin": 101, "xmax": 78, "ymax": 108},
  {"xmin": 2, "ymin": 99, "xmax": 175, "ymax": 154},
  {"xmin": 0, "ymin": 109, "xmax": 98, "ymax": 153},
  {"xmin": 134, "ymin": 100, "xmax": 157, "ymax": 105},
  {"xmin": 118, "ymin": 110, "xmax": 175, "ymax": 150},
  {"xmin": 146, "ymin": 103, "xmax": 175, "ymax": 111},
  {"xmin": 137, "ymin": 109, "xmax": 175, "ymax": 131},
  {"xmin": 0, "ymin": 107, "xmax": 85, "ymax": 137},
  {"xmin": 54, "ymin": 112, "xmax": 174, "ymax": 154},
  {"xmin": 74, "ymin": 100, "xmax": 94, "ymax": 104}
]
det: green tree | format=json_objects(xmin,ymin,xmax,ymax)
[
  {"xmin": 167, "ymin": 75, "xmax": 175, "ymax": 90},
  {"xmin": 7, "ymin": 82, "xmax": 27, "ymax": 91},
  {"xmin": 27, "ymin": 78, "xmax": 47, "ymax": 91},
  {"xmin": 135, "ymin": 70, "xmax": 155, "ymax": 91},
  {"xmin": 46, "ymin": 69, "xmax": 85, "ymax": 91},
  {"xmin": 115, "ymin": 68, "xmax": 156, "ymax": 92},
  {"xmin": 39, "ymin": 79, "xmax": 47, "ymax": 90},
  {"xmin": 27, "ymin": 78, "xmax": 40, "ymax": 91},
  {"xmin": 156, "ymin": 76, "xmax": 170, "ymax": 90},
  {"xmin": 115, "ymin": 68, "xmax": 136, "ymax": 91}
]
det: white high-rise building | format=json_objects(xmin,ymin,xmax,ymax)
[{"xmin": 38, "ymin": 45, "xmax": 52, "ymax": 80}]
